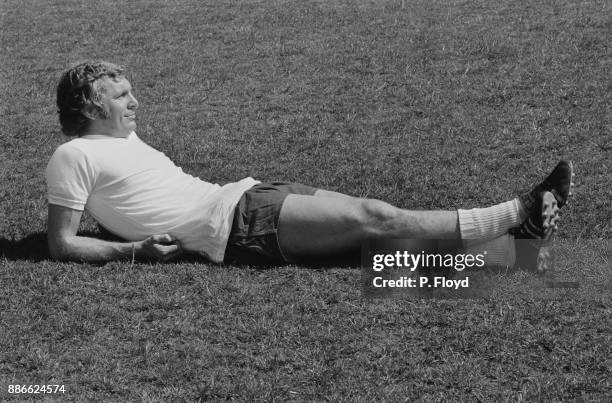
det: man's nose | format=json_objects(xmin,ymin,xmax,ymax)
[{"xmin": 128, "ymin": 93, "xmax": 139, "ymax": 109}]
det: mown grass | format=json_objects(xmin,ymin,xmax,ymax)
[
  {"xmin": 1, "ymin": 241, "xmax": 609, "ymax": 401},
  {"xmin": 0, "ymin": 0, "xmax": 610, "ymax": 400}
]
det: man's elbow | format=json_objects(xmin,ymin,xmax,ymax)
[
  {"xmin": 48, "ymin": 247, "xmax": 67, "ymax": 261},
  {"xmin": 48, "ymin": 236, "xmax": 72, "ymax": 261}
]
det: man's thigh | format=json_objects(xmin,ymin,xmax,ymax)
[
  {"xmin": 277, "ymin": 194, "xmax": 367, "ymax": 260},
  {"xmin": 313, "ymin": 189, "xmax": 358, "ymax": 200}
]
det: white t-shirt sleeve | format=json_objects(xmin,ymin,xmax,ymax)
[{"xmin": 45, "ymin": 144, "xmax": 95, "ymax": 211}]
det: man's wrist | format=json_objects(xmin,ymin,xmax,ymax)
[
  {"xmin": 130, "ymin": 242, "xmax": 135, "ymax": 263},
  {"xmin": 129, "ymin": 241, "xmax": 142, "ymax": 261}
]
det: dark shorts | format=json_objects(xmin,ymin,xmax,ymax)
[{"xmin": 223, "ymin": 182, "xmax": 318, "ymax": 265}]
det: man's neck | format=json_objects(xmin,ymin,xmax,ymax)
[
  {"xmin": 81, "ymin": 122, "xmax": 131, "ymax": 138},
  {"xmin": 80, "ymin": 129, "xmax": 133, "ymax": 138}
]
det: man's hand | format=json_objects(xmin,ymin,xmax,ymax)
[{"xmin": 135, "ymin": 234, "xmax": 183, "ymax": 261}]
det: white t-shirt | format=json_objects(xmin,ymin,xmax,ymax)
[{"xmin": 45, "ymin": 132, "xmax": 258, "ymax": 262}]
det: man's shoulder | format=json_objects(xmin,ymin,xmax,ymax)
[
  {"xmin": 51, "ymin": 138, "xmax": 89, "ymax": 159},
  {"xmin": 51, "ymin": 132, "xmax": 136, "ymax": 159}
]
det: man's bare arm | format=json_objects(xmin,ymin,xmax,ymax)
[{"xmin": 48, "ymin": 204, "xmax": 183, "ymax": 262}]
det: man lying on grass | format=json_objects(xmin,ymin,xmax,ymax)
[{"xmin": 47, "ymin": 61, "xmax": 574, "ymax": 270}]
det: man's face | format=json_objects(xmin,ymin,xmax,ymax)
[{"xmin": 91, "ymin": 76, "xmax": 139, "ymax": 137}]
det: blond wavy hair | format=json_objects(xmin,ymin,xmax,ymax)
[{"xmin": 56, "ymin": 61, "xmax": 125, "ymax": 136}]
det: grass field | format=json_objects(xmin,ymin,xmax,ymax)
[{"xmin": 1, "ymin": 0, "xmax": 610, "ymax": 400}]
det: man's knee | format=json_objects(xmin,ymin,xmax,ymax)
[{"xmin": 355, "ymin": 199, "xmax": 400, "ymax": 235}]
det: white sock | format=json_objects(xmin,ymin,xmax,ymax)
[
  {"xmin": 458, "ymin": 199, "xmax": 521, "ymax": 240},
  {"xmin": 463, "ymin": 234, "xmax": 516, "ymax": 268}
]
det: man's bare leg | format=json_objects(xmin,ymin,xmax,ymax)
[
  {"xmin": 313, "ymin": 189, "xmax": 358, "ymax": 200},
  {"xmin": 277, "ymin": 195, "xmax": 460, "ymax": 261},
  {"xmin": 314, "ymin": 189, "xmax": 519, "ymax": 267}
]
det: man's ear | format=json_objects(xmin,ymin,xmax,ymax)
[{"xmin": 81, "ymin": 104, "xmax": 102, "ymax": 120}]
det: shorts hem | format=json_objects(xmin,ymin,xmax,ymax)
[{"xmin": 224, "ymin": 181, "xmax": 317, "ymax": 265}]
